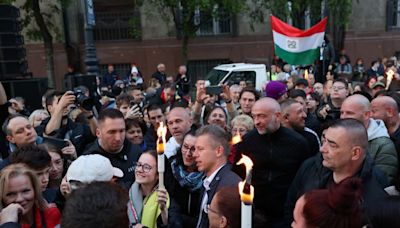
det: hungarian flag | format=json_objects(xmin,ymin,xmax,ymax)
[{"xmin": 271, "ymin": 15, "xmax": 327, "ymax": 65}]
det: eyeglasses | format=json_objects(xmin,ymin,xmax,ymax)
[
  {"xmin": 182, "ymin": 143, "xmax": 195, "ymax": 154},
  {"xmin": 332, "ymin": 86, "xmax": 346, "ymax": 90},
  {"xmin": 134, "ymin": 162, "xmax": 152, "ymax": 173},
  {"xmin": 205, "ymin": 204, "xmax": 221, "ymax": 215}
]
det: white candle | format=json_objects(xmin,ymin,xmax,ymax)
[
  {"xmin": 241, "ymin": 202, "xmax": 252, "ymax": 228},
  {"xmin": 237, "ymin": 155, "xmax": 254, "ymax": 228},
  {"xmin": 156, "ymin": 122, "xmax": 167, "ymax": 189}
]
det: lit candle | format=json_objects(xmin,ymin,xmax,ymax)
[
  {"xmin": 237, "ymin": 155, "xmax": 254, "ymax": 228},
  {"xmin": 304, "ymin": 69, "xmax": 309, "ymax": 80},
  {"xmin": 157, "ymin": 122, "xmax": 167, "ymax": 189},
  {"xmin": 386, "ymin": 69, "xmax": 394, "ymax": 89},
  {"xmin": 231, "ymin": 130, "xmax": 242, "ymax": 145}
]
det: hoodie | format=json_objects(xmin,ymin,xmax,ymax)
[{"xmin": 367, "ymin": 118, "xmax": 398, "ymax": 184}]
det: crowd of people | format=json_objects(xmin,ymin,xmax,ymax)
[{"xmin": 0, "ymin": 53, "xmax": 399, "ymax": 228}]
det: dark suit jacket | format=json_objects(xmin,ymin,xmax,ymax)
[{"xmin": 197, "ymin": 163, "xmax": 242, "ymax": 228}]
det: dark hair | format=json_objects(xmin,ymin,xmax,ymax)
[
  {"xmin": 196, "ymin": 125, "xmax": 230, "ymax": 156},
  {"xmin": 333, "ymin": 78, "xmax": 348, "ymax": 88},
  {"xmin": 11, "ymin": 144, "xmax": 51, "ymax": 170},
  {"xmin": 329, "ymin": 118, "xmax": 368, "ymax": 151},
  {"xmin": 213, "ymin": 186, "xmax": 241, "ymax": 228},
  {"xmin": 45, "ymin": 90, "xmax": 64, "ymax": 107},
  {"xmin": 303, "ymin": 177, "xmax": 363, "ymax": 228},
  {"xmin": 239, "ymin": 87, "xmax": 260, "ymax": 101},
  {"xmin": 125, "ymin": 118, "xmax": 147, "ymax": 136},
  {"xmin": 308, "ymin": 92, "xmax": 321, "ymax": 104},
  {"xmin": 141, "ymin": 150, "xmax": 158, "ymax": 163},
  {"xmin": 2, "ymin": 114, "xmax": 26, "ymax": 136},
  {"xmin": 205, "ymin": 106, "xmax": 228, "ymax": 125},
  {"xmin": 41, "ymin": 142, "xmax": 70, "ymax": 177},
  {"xmin": 170, "ymin": 99, "xmax": 189, "ymax": 109},
  {"xmin": 175, "ymin": 130, "xmax": 197, "ymax": 167},
  {"xmin": 289, "ymin": 89, "xmax": 306, "ymax": 100},
  {"xmin": 147, "ymin": 104, "xmax": 162, "ymax": 113},
  {"xmin": 61, "ymin": 182, "xmax": 129, "ymax": 228},
  {"xmin": 116, "ymin": 93, "xmax": 133, "ymax": 108},
  {"xmin": 98, "ymin": 108, "xmax": 124, "ymax": 124}
]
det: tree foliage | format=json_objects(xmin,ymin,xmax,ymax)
[{"xmin": 148, "ymin": 0, "xmax": 247, "ymax": 62}]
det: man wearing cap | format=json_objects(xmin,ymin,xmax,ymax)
[
  {"xmin": 265, "ymin": 81, "xmax": 288, "ymax": 102},
  {"xmin": 371, "ymin": 81, "xmax": 386, "ymax": 97},
  {"xmin": 83, "ymin": 108, "xmax": 142, "ymax": 189},
  {"xmin": 66, "ymin": 154, "xmax": 123, "ymax": 193}
]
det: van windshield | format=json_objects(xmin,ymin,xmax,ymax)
[{"xmin": 205, "ymin": 69, "xmax": 228, "ymax": 85}]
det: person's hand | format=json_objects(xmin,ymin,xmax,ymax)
[
  {"xmin": 196, "ymin": 85, "xmax": 207, "ymax": 104},
  {"xmin": 9, "ymin": 98, "xmax": 24, "ymax": 112},
  {"xmin": 60, "ymin": 176, "xmax": 71, "ymax": 197},
  {"xmin": 55, "ymin": 91, "xmax": 75, "ymax": 112},
  {"xmin": 0, "ymin": 203, "xmax": 23, "ymax": 225},
  {"xmin": 219, "ymin": 85, "xmax": 232, "ymax": 103},
  {"xmin": 125, "ymin": 105, "xmax": 143, "ymax": 119},
  {"xmin": 157, "ymin": 188, "xmax": 168, "ymax": 212},
  {"xmin": 318, "ymin": 104, "xmax": 331, "ymax": 119},
  {"xmin": 61, "ymin": 140, "xmax": 77, "ymax": 159}
]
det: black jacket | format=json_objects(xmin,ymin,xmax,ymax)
[
  {"xmin": 36, "ymin": 117, "xmax": 96, "ymax": 156},
  {"xmin": 284, "ymin": 153, "xmax": 389, "ymax": 226},
  {"xmin": 232, "ymin": 127, "xmax": 311, "ymax": 226},
  {"xmin": 83, "ymin": 139, "xmax": 142, "ymax": 189},
  {"xmin": 164, "ymin": 155, "xmax": 202, "ymax": 228},
  {"xmin": 197, "ymin": 164, "xmax": 241, "ymax": 228}
]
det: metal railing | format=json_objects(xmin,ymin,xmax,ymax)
[{"xmin": 93, "ymin": 10, "xmax": 141, "ymax": 41}]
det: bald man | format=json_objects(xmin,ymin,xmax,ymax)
[
  {"xmin": 165, "ymin": 106, "xmax": 193, "ymax": 158},
  {"xmin": 341, "ymin": 94, "xmax": 398, "ymax": 184},
  {"xmin": 233, "ymin": 97, "xmax": 311, "ymax": 227},
  {"xmin": 371, "ymin": 96, "xmax": 400, "ymax": 170}
]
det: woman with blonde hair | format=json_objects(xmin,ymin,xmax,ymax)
[{"xmin": 0, "ymin": 163, "xmax": 60, "ymax": 227}]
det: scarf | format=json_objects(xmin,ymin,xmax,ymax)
[
  {"xmin": 128, "ymin": 182, "xmax": 170, "ymax": 228},
  {"xmin": 170, "ymin": 156, "xmax": 204, "ymax": 192}
]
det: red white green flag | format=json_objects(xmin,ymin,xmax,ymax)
[{"xmin": 271, "ymin": 15, "xmax": 328, "ymax": 65}]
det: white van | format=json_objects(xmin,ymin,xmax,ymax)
[{"xmin": 205, "ymin": 63, "xmax": 268, "ymax": 91}]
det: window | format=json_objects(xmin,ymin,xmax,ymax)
[
  {"xmin": 93, "ymin": 10, "xmax": 141, "ymax": 41},
  {"xmin": 226, "ymin": 71, "xmax": 256, "ymax": 88},
  {"xmin": 195, "ymin": 7, "xmax": 233, "ymax": 36},
  {"xmin": 387, "ymin": 0, "xmax": 400, "ymax": 29},
  {"xmin": 187, "ymin": 59, "xmax": 231, "ymax": 85},
  {"xmin": 99, "ymin": 63, "xmax": 131, "ymax": 78}
]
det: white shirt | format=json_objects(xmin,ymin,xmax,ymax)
[{"xmin": 196, "ymin": 164, "xmax": 225, "ymax": 228}]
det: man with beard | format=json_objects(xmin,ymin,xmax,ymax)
[
  {"xmin": 36, "ymin": 90, "xmax": 97, "ymax": 155},
  {"xmin": 165, "ymin": 107, "xmax": 193, "ymax": 159},
  {"xmin": 233, "ymin": 98, "xmax": 310, "ymax": 227}
]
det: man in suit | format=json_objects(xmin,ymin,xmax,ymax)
[{"xmin": 193, "ymin": 125, "xmax": 241, "ymax": 228}]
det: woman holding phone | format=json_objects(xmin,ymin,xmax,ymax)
[{"xmin": 0, "ymin": 164, "xmax": 61, "ymax": 227}]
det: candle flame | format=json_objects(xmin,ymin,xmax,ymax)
[
  {"xmin": 231, "ymin": 131, "xmax": 242, "ymax": 145},
  {"xmin": 238, "ymin": 181, "xmax": 254, "ymax": 205},
  {"xmin": 387, "ymin": 69, "xmax": 395, "ymax": 82},
  {"xmin": 157, "ymin": 122, "xmax": 167, "ymax": 154},
  {"xmin": 236, "ymin": 154, "xmax": 253, "ymax": 175},
  {"xmin": 304, "ymin": 69, "xmax": 309, "ymax": 80}
]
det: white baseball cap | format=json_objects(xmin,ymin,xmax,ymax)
[{"xmin": 66, "ymin": 154, "xmax": 124, "ymax": 183}]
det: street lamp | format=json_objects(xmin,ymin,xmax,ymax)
[{"xmin": 83, "ymin": 0, "xmax": 99, "ymax": 75}]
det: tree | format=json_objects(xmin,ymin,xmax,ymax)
[
  {"xmin": 3, "ymin": 0, "xmax": 69, "ymax": 88},
  {"xmin": 249, "ymin": 0, "xmax": 354, "ymax": 52},
  {"xmin": 148, "ymin": 0, "xmax": 247, "ymax": 63}
]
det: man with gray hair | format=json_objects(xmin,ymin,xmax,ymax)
[
  {"xmin": 341, "ymin": 94, "xmax": 398, "ymax": 184},
  {"xmin": 233, "ymin": 97, "xmax": 310, "ymax": 227},
  {"xmin": 152, "ymin": 63, "xmax": 167, "ymax": 85},
  {"xmin": 229, "ymin": 84, "xmax": 242, "ymax": 109},
  {"xmin": 194, "ymin": 125, "xmax": 241, "ymax": 228}
]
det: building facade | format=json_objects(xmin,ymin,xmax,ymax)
[{"xmin": 22, "ymin": 0, "xmax": 400, "ymax": 88}]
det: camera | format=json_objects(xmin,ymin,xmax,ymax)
[{"xmin": 74, "ymin": 89, "xmax": 95, "ymax": 111}]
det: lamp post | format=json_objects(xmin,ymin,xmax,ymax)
[{"xmin": 83, "ymin": 0, "xmax": 99, "ymax": 75}]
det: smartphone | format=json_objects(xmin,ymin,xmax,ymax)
[
  {"xmin": 206, "ymin": 86, "xmax": 223, "ymax": 95},
  {"xmin": 43, "ymin": 137, "xmax": 69, "ymax": 149}
]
